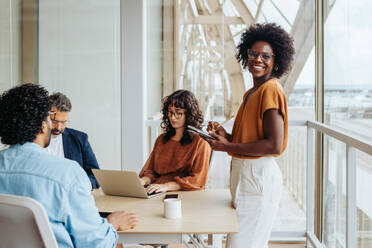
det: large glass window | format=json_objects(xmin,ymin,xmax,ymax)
[
  {"xmin": 324, "ymin": 0, "xmax": 372, "ymax": 142},
  {"xmin": 324, "ymin": 1, "xmax": 372, "ymax": 247},
  {"xmin": 155, "ymin": 0, "xmax": 316, "ymax": 236}
]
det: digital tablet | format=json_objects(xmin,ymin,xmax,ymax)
[{"xmin": 187, "ymin": 125, "xmax": 216, "ymax": 140}]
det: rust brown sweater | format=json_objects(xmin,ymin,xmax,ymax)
[{"xmin": 140, "ymin": 133, "xmax": 211, "ymax": 190}]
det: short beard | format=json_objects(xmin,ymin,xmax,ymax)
[{"xmin": 51, "ymin": 129, "xmax": 64, "ymax": 135}]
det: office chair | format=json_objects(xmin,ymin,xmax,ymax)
[
  {"xmin": 0, "ymin": 194, "xmax": 58, "ymax": 248},
  {"xmin": 205, "ymin": 150, "xmax": 215, "ymax": 189}
]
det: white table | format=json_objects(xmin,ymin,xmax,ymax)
[{"xmin": 93, "ymin": 189, "xmax": 238, "ymax": 246}]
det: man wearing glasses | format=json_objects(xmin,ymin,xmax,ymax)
[{"xmin": 46, "ymin": 92, "xmax": 100, "ymax": 189}]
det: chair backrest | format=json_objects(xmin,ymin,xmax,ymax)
[
  {"xmin": 206, "ymin": 150, "xmax": 215, "ymax": 189},
  {"xmin": 0, "ymin": 194, "xmax": 58, "ymax": 248}
]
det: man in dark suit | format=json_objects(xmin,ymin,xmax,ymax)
[{"xmin": 46, "ymin": 92, "xmax": 100, "ymax": 189}]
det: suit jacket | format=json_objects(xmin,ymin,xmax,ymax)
[{"xmin": 62, "ymin": 128, "xmax": 100, "ymax": 189}]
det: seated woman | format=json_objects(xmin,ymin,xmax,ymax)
[{"xmin": 139, "ymin": 90, "xmax": 212, "ymax": 194}]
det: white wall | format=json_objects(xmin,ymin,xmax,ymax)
[
  {"xmin": 0, "ymin": 0, "xmax": 20, "ymax": 149},
  {"xmin": 38, "ymin": 0, "xmax": 160, "ymax": 172},
  {"xmin": 0, "ymin": 0, "xmax": 21, "ymax": 92},
  {"xmin": 146, "ymin": 0, "xmax": 162, "ymax": 118},
  {"xmin": 38, "ymin": 0, "xmax": 121, "ymax": 170},
  {"xmin": 0, "ymin": 0, "xmax": 163, "ymax": 172}
]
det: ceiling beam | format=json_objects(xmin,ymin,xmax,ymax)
[
  {"xmin": 184, "ymin": 15, "xmax": 244, "ymax": 24},
  {"xmin": 255, "ymin": 0, "xmax": 264, "ymax": 22},
  {"xmin": 230, "ymin": 0, "xmax": 254, "ymax": 25},
  {"xmin": 281, "ymin": 0, "xmax": 333, "ymax": 96}
]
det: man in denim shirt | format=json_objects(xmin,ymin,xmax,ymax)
[{"xmin": 0, "ymin": 84, "xmax": 137, "ymax": 248}]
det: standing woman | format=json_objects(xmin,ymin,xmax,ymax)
[{"xmin": 207, "ymin": 23, "xmax": 295, "ymax": 248}]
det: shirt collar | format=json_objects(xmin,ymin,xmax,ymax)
[{"xmin": 13, "ymin": 142, "xmax": 45, "ymax": 151}]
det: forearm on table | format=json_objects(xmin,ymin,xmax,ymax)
[
  {"xmin": 224, "ymin": 139, "xmax": 282, "ymax": 156},
  {"xmin": 165, "ymin": 181, "xmax": 182, "ymax": 191}
]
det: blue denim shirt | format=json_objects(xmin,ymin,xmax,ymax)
[{"xmin": 0, "ymin": 142, "xmax": 118, "ymax": 247}]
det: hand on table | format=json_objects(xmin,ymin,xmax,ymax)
[
  {"xmin": 145, "ymin": 183, "xmax": 169, "ymax": 194},
  {"xmin": 107, "ymin": 211, "xmax": 138, "ymax": 231}
]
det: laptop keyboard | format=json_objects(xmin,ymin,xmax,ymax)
[
  {"xmin": 144, "ymin": 186, "xmax": 161, "ymax": 196},
  {"xmin": 147, "ymin": 191, "xmax": 160, "ymax": 196}
]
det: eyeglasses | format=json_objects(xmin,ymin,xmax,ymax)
[
  {"xmin": 167, "ymin": 111, "xmax": 185, "ymax": 119},
  {"xmin": 247, "ymin": 49, "xmax": 274, "ymax": 62},
  {"xmin": 51, "ymin": 119, "xmax": 69, "ymax": 125}
]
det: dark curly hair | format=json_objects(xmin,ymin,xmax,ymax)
[
  {"xmin": 236, "ymin": 23, "xmax": 295, "ymax": 78},
  {"xmin": 0, "ymin": 83, "xmax": 51, "ymax": 145},
  {"xmin": 161, "ymin": 90, "xmax": 203, "ymax": 145}
]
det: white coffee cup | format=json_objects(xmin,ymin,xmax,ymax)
[{"xmin": 164, "ymin": 198, "xmax": 182, "ymax": 219}]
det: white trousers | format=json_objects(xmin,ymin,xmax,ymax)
[{"xmin": 226, "ymin": 157, "xmax": 283, "ymax": 248}]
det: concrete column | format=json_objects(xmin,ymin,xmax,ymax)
[{"xmin": 121, "ymin": 0, "xmax": 147, "ymax": 172}]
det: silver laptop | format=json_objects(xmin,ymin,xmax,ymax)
[{"xmin": 92, "ymin": 169, "xmax": 163, "ymax": 199}]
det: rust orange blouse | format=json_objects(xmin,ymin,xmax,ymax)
[
  {"xmin": 139, "ymin": 133, "xmax": 212, "ymax": 190},
  {"xmin": 229, "ymin": 78, "xmax": 288, "ymax": 159}
]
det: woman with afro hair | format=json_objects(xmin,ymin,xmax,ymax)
[
  {"xmin": 139, "ymin": 90, "xmax": 211, "ymax": 194},
  {"xmin": 207, "ymin": 23, "xmax": 295, "ymax": 248}
]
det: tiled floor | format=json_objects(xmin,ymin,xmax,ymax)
[
  {"xmin": 207, "ymin": 151, "xmax": 306, "ymax": 233},
  {"xmin": 268, "ymin": 243, "xmax": 305, "ymax": 248},
  {"xmin": 126, "ymin": 242, "xmax": 306, "ymax": 248}
]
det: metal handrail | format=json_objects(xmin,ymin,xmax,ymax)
[
  {"xmin": 145, "ymin": 118, "xmax": 372, "ymax": 248},
  {"xmin": 307, "ymin": 120, "xmax": 372, "ymax": 156}
]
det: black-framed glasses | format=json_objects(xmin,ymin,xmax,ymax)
[
  {"xmin": 247, "ymin": 49, "xmax": 274, "ymax": 62},
  {"xmin": 167, "ymin": 111, "xmax": 185, "ymax": 119},
  {"xmin": 51, "ymin": 119, "xmax": 69, "ymax": 125}
]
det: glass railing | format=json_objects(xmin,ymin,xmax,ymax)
[
  {"xmin": 306, "ymin": 121, "xmax": 372, "ymax": 248},
  {"xmin": 146, "ymin": 118, "xmax": 372, "ymax": 247}
]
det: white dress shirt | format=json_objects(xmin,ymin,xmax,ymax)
[{"xmin": 45, "ymin": 134, "xmax": 65, "ymax": 158}]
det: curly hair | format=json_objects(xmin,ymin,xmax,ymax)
[
  {"xmin": 236, "ymin": 23, "xmax": 295, "ymax": 78},
  {"xmin": 0, "ymin": 83, "xmax": 51, "ymax": 145},
  {"xmin": 161, "ymin": 90, "xmax": 204, "ymax": 145}
]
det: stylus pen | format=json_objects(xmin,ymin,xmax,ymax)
[{"xmin": 202, "ymin": 117, "xmax": 233, "ymax": 127}]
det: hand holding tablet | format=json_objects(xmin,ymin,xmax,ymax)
[{"xmin": 187, "ymin": 125, "xmax": 216, "ymax": 140}]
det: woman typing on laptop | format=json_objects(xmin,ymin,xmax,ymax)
[{"xmin": 139, "ymin": 90, "xmax": 211, "ymax": 194}]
